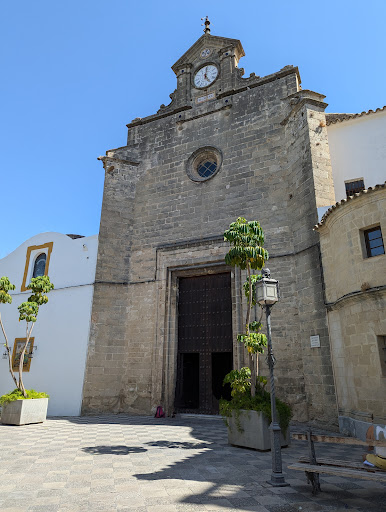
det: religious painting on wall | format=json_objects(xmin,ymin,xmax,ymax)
[{"xmin": 12, "ymin": 337, "xmax": 35, "ymax": 372}]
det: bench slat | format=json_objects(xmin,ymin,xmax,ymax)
[
  {"xmin": 288, "ymin": 463, "xmax": 386, "ymax": 482},
  {"xmin": 292, "ymin": 433, "xmax": 386, "ymax": 447},
  {"xmin": 298, "ymin": 456, "xmax": 384, "ymax": 472}
]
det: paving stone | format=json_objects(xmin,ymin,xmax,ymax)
[{"xmin": 0, "ymin": 416, "xmax": 385, "ymax": 512}]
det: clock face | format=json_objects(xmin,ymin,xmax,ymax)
[{"xmin": 194, "ymin": 65, "xmax": 218, "ymax": 88}]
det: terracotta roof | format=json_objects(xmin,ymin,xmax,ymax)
[
  {"xmin": 314, "ymin": 182, "xmax": 386, "ymax": 229},
  {"xmin": 326, "ymin": 106, "xmax": 386, "ymax": 125}
]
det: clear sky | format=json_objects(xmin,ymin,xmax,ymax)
[{"xmin": 1, "ymin": 0, "xmax": 385, "ymax": 258}]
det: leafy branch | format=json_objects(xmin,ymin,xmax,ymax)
[
  {"xmin": 16, "ymin": 276, "xmax": 54, "ymax": 397},
  {"xmin": 0, "ymin": 275, "xmax": 54, "ymax": 398},
  {"xmin": 0, "ymin": 277, "xmax": 17, "ymax": 388},
  {"xmin": 224, "ymin": 217, "xmax": 268, "ymax": 395}
]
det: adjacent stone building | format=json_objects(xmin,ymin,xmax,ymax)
[
  {"xmin": 315, "ymin": 184, "xmax": 386, "ymax": 437},
  {"xmin": 82, "ymin": 26, "xmax": 339, "ymax": 424}
]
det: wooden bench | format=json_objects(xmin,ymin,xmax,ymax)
[{"xmin": 287, "ymin": 428, "xmax": 386, "ymax": 494}]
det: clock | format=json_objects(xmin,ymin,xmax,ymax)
[{"xmin": 194, "ymin": 65, "xmax": 218, "ymax": 88}]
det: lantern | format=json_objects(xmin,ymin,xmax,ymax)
[{"xmin": 256, "ymin": 269, "xmax": 279, "ymax": 306}]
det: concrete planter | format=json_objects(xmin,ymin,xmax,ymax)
[
  {"xmin": 227, "ymin": 409, "xmax": 290, "ymax": 451},
  {"xmin": 1, "ymin": 398, "xmax": 48, "ymax": 426}
]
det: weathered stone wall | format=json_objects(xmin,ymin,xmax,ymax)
[
  {"xmin": 316, "ymin": 187, "xmax": 386, "ymax": 427},
  {"xmin": 82, "ymin": 41, "xmax": 337, "ymax": 423},
  {"xmin": 318, "ymin": 188, "xmax": 386, "ymax": 302}
]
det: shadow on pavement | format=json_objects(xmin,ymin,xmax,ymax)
[
  {"xmin": 145, "ymin": 440, "xmax": 211, "ymax": 449},
  {"xmin": 59, "ymin": 415, "xmax": 385, "ymax": 511},
  {"xmin": 82, "ymin": 445, "xmax": 147, "ymax": 455}
]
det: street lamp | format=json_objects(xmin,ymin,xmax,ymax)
[{"xmin": 256, "ymin": 268, "xmax": 289, "ymax": 487}]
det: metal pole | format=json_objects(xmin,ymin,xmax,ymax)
[{"xmin": 265, "ymin": 304, "xmax": 289, "ymax": 487}]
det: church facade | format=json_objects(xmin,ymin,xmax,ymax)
[{"xmin": 82, "ymin": 28, "xmax": 338, "ymax": 423}]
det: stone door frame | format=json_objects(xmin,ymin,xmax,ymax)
[{"xmin": 151, "ymin": 239, "xmax": 244, "ymax": 415}]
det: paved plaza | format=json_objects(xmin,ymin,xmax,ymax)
[{"xmin": 0, "ymin": 415, "xmax": 385, "ymax": 512}]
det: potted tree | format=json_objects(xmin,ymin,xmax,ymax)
[
  {"xmin": 0, "ymin": 275, "xmax": 54, "ymax": 425},
  {"xmin": 220, "ymin": 217, "xmax": 291, "ymax": 450}
]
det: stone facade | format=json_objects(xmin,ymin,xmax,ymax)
[
  {"xmin": 82, "ymin": 32, "xmax": 337, "ymax": 424},
  {"xmin": 315, "ymin": 185, "xmax": 386, "ymax": 437}
]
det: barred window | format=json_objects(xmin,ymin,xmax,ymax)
[
  {"xmin": 345, "ymin": 178, "xmax": 365, "ymax": 197},
  {"xmin": 197, "ymin": 160, "xmax": 217, "ymax": 178}
]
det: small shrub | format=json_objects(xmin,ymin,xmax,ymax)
[
  {"xmin": 0, "ymin": 389, "xmax": 49, "ymax": 406},
  {"xmin": 219, "ymin": 382, "xmax": 292, "ymax": 435}
]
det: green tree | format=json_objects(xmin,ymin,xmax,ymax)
[
  {"xmin": 224, "ymin": 217, "xmax": 269, "ymax": 396},
  {"xmin": 0, "ymin": 275, "xmax": 54, "ymax": 398},
  {"xmin": 0, "ymin": 277, "xmax": 17, "ymax": 388}
]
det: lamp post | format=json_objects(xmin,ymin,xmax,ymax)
[{"xmin": 256, "ymin": 268, "xmax": 289, "ymax": 487}]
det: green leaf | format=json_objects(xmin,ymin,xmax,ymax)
[
  {"xmin": 18, "ymin": 301, "xmax": 39, "ymax": 323},
  {"xmin": 0, "ymin": 277, "xmax": 15, "ymax": 304},
  {"xmin": 224, "ymin": 218, "xmax": 269, "ymax": 271}
]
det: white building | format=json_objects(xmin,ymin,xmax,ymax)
[
  {"xmin": 326, "ymin": 106, "xmax": 386, "ymax": 201},
  {"xmin": 0, "ymin": 232, "xmax": 98, "ymax": 416},
  {"xmin": 313, "ymin": 107, "xmax": 386, "ymax": 438}
]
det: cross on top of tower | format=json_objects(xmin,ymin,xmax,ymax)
[{"xmin": 201, "ymin": 16, "xmax": 211, "ymax": 34}]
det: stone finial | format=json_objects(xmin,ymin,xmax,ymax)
[{"xmin": 201, "ymin": 16, "xmax": 211, "ymax": 34}]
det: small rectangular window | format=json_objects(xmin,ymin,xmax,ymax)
[
  {"xmin": 364, "ymin": 227, "xmax": 385, "ymax": 258},
  {"xmin": 345, "ymin": 178, "xmax": 365, "ymax": 197},
  {"xmin": 377, "ymin": 336, "xmax": 386, "ymax": 377}
]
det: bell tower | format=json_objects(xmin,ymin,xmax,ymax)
[{"xmin": 169, "ymin": 17, "xmax": 245, "ymax": 109}]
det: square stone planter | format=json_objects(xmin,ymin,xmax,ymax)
[
  {"xmin": 1, "ymin": 398, "xmax": 48, "ymax": 425},
  {"xmin": 227, "ymin": 409, "xmax": 290, "ymax": 451}
]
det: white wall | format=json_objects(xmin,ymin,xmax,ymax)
[
  {"xmin": 0, "ymin": 232, "xmax": 98, "ymax": 416},
  {"xmin": 327, "ymin": 109, "xmax": 386, "ymax": 201}
]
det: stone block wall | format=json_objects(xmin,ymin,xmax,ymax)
[
  {"xmin": 82, "ymin": 63, "xmax": 337, "ymax": 424},
  {"xmin": 316, "ymin": 186, "xmax": 386, "ymax": 429}
]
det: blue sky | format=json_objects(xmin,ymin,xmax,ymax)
[{"xmin": 1, "ymin": 0, "xmax": 385, "ymax": 258}]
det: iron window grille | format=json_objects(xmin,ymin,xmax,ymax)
[
  {"xmin": 197, "ymin": 160, "xmax": 217, "ymax": 178},
  {"xmin": 345, "ymin": 179, "xmax": 365, "ymax": 197}
]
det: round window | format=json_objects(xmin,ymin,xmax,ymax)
[{"xmin": 187, "ymin": 147, "xmax": 222, "ymax": 182}]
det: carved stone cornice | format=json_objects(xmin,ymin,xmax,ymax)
[
  {"xmin": 97, "ymin": 155, "xmax": 140, "ymax": 167},
  {"xmin": 171, "ymin": 34, "xmax": 244, "ymax": 74},
  {"xmin": 281, "ymin": 89, "xmax": 328, "ymax": 126}
]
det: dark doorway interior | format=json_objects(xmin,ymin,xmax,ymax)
[
  {"xmin": 175, "ymin": 273, "xmax": 233, "ymax": 414},
  {"xmin": 180, "ymin": 353, "xmax": 199, "ymax": 409}
]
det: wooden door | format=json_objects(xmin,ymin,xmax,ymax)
[{"xmin": 175, "ymin": 273, "xmax": 233, "ymax": 414}]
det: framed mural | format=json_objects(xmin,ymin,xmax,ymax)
[{"xmin": 12, "ymin": 338, "xmax": 35, "ymax": 372}]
